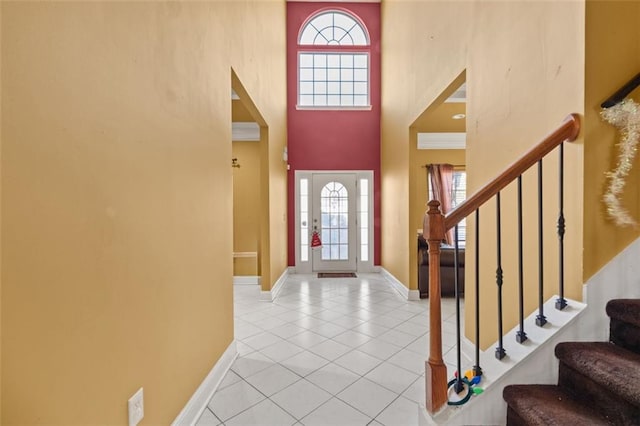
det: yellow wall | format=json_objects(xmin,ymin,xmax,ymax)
[
  {"xmin": 1, "ymin": 1, "xmax": 287, "ymax": 425},
  {"xmin": 233, "ymin": 141, "xmax": 261, "ymax": 276},
  {"xmin": 381, "ymin": 1, "xmax": 471, "ymax": 286},
  {"xmin": 0, "ymin": 2, "xmax": 3, "ymax": 419},
  {"xmin": 232, "ymin": 99, "xmax": 255, "ymax": 122},
  {"xmin": 584, "ymin": 1, "xmax": 640, "ymax": 280},
  {"xmin": 383, "ymin": 1, "xmax": 585, "ymax": 348},
  {"xmin": 467, "ymin": 1, "xmax": 585, "ymax": 348}
]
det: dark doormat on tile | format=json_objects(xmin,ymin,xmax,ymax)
[{"xmin": 317, "ymin": 272, "xmax": 357, "ymax": 278}]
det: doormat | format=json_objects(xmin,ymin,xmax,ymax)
[{"xmin": 317, "ymin": 272, "xmax": 357, "ymax": 278}]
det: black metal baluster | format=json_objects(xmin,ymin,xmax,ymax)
[
  {"xmin": 516, "ymin": 176, "xmax": 527, "ymax": 343},
  {"xmin": 473, "ymin": 208, "xmax": 483, "ymax": 376},
  {"xmin": 495, "ymin": 193, "xmax": 506, "ymax": 359},
  {"xmin": 556, "ymin": 143, "xmax": 568, "ymax": 310},
  {"xmin": 453, "ymin": 225, "xmax": 464, "ymax": 393},
  {"xmin": 536, "ymin": 160, "xmax": 547, "ymax": 327}
]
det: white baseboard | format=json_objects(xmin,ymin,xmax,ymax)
[
  {"xmin": 171, "ymin": 340, "xmax": 238, "ymax": 426},
  {"xmin": 379, "ymin": 267, "xmax": 420, "ymax": 301},
  {"xmin": 233, "ymin": 276, "xmax": 261, "ymax": 285},
  {"xmin": 260, "ymin": 267, "xmax": 291, "ymax": 301}
]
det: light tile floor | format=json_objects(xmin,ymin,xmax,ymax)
[{"xmin": 196, "ymin": 273, "xmax": 463, "ymax": 426}]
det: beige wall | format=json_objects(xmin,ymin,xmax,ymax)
[
  {"xmin": 233, "ymin": 141, "xmax": 261, "ymax": 276},
  {"xmin": 1, "ymin": 1, "xmax": 286, "ymax": 425},
  {"xmin": 383, "ymin": 1, "xmax": 585, "ymax": 348},
  {"xmin": 584, "ymin": 1, "xmax": 640, "ymax": 280}
]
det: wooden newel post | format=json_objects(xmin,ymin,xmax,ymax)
[{"xmin": 424, "ymin": 200, "xmax": 448, "ymax": 413}]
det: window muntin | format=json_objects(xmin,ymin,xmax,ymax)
[
  {"xmin": 450, "ymin": 171, "xmax": 467, "ymax": 243},
  {"xmin": 428, "ymin": 171, "xmax": 467, "ymax": 245},
  {"xmin": 300, "ymin": 179, "xmax": 309, "ymax": 261},
  {"xmin": 299, "ymin": 53, "xmax": 369, "ymax": 107},
  {"xmin": 358, "ymin": 178, "xmax": 369, "ymax": 262},
  {"xmin": 297, "ymin": 10, "xmax": 370, "ymax": 108},
  {"xmin": 320, "ymin": 182, "xmax": 349, "ymax": 260},
  {"xmin": 299, "ymin": 11, "xmax": 368, "ymax": 46}
]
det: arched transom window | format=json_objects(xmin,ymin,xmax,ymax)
[{"xmin": 298, "ymin": 10, "xmax": 370, "ymax": 108}]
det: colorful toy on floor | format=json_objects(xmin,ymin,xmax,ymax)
[{"xmin": 447, "ymin": 370, "xmax": 483, "ymax": 406}]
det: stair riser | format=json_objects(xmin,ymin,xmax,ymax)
[
  {"xmin": 610, "ymin": 318, "xmax": 640, "ymax": 354},
  {"xmin": 558, "ymin": 363, "xmax": 640, "ymax": 425},
  {"xmin": 606, "ymin": 299, "xmax": 640, "ymax": 329},
  {"xmin": 506, "ymin": 406, "xmax": 531, "ymax": 426}
]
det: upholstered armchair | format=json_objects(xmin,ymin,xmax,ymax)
[{"xmin": 417, "ymin": 234, "xmax": 465, "ymax": 298}]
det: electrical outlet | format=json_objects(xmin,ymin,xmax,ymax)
[{"xmin": 128, "ymin": 388, "xmax": 144, "ymax": 426}]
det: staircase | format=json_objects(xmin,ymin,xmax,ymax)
[{"xmin": 503, "ymin": 299, "xmax": 640, "ymax": 425}]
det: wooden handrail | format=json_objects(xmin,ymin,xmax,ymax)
[
  {"xmin": 423, "ymin": 113, "xmax": 581, "ymax": 415},
  {"xmin": 601, "ymin": 72, "xmax": 640, "ymax": 109},
  {"xmin": 444, "ymin": 113, "xmax": 580, "ymax": 231}
]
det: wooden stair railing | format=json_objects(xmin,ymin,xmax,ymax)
[{"xmin": 423, "ymin": 113, "xmax": 581, "ymax": 414}]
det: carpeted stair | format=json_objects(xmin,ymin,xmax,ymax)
[{"xmin": 503, "ymin": 299, "xmax": 640, "ymax": 425}]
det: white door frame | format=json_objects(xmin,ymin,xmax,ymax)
[{"xmin": 294, "ymin": 170, "xmax": 374, "ymax": 273}]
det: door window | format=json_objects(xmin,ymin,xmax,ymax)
[{"xmin": 320, "ymin": 182, "xmax": 349, "ymax": 260}]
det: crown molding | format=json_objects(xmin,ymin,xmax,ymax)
[
  {"xmin": 232, "ymin": 122, "xmax": 260, "ymax": 141},
  {"xmin": 287, "ymin": 0, "xmax": 380, "ymax": 3},
  {"xmin": 418, "ymin": 132, "xmax": 466, "ymax": 150}
]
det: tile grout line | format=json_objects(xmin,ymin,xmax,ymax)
[{"xmin": 204, "ymin": 274, "xmax": 461, "ymax": 426}]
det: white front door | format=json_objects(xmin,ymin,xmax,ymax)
[
  {"xmin": 295, "ymin": 170, "xmax": 373, "ymax": 274},
  {"xmin": 311, "ymin": 173, "xmax": 357, "ymax": 272}
]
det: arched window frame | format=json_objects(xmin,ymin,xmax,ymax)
[{"xmin": 297, "ymin": 9, "xmax": 371, "ymax": 109}]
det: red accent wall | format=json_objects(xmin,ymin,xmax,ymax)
[{"xmin": 286, "ymin": 2, "xmax": 381, "ymax": 266}]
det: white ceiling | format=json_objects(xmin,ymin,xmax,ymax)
[{"xmin": 445, "ymin": 82, "xmax": 466, "ymax": 103}]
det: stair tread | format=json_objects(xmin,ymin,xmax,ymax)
[
  {"xmin": 503, "ymin": 384, "xmax": 613, "ymax": 425},
  {"xmin": 607, "ymin": 299, "xmax": 640, "ymax": 328},
  {"xmin": 555, "ymin": 342, "xmax": 640, "ymax": 406}
]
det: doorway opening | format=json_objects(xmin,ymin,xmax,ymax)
[
  {"xmin": 231, "ymin": 70, "xmax": 270, "ymax": 290},
  {"xmin": 294, "ymin": 170, "xmax": 374, "ymax": 274},
  {"xmin": 410, "ymin": 70, "xmax": 467, "ymax": 293}
]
